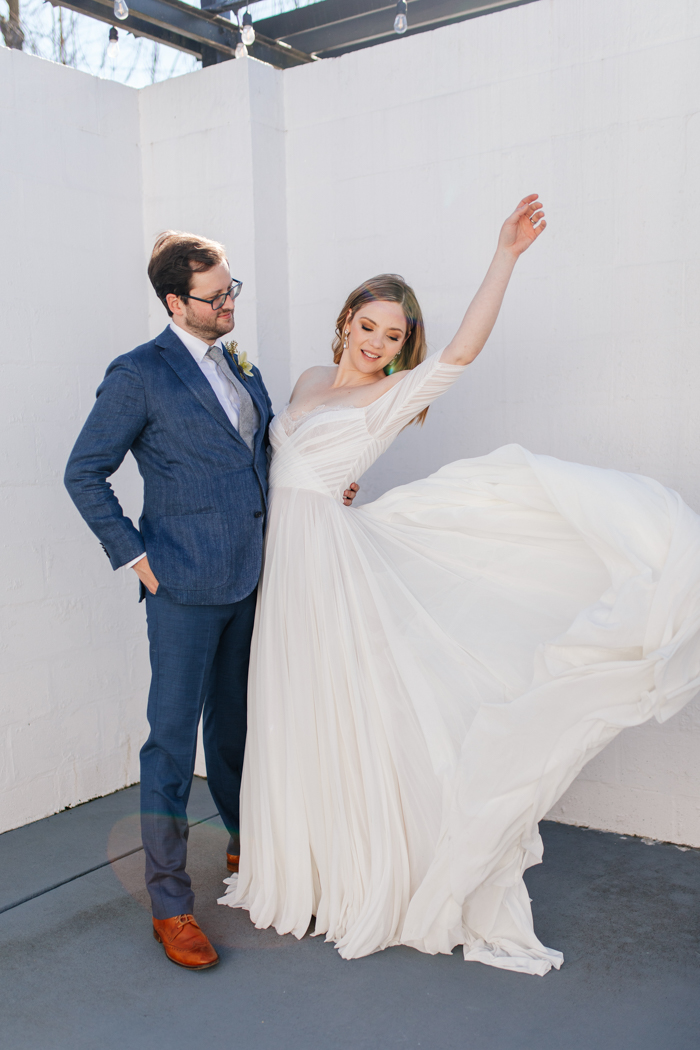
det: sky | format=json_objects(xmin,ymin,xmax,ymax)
[{"xmin": 1, "ymin": 0, "xmax": 319, "ymax": 88}]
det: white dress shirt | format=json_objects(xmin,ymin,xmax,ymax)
[{"xmin": 125, "ymin": 321, "xmax": 242, "ymax": 571}]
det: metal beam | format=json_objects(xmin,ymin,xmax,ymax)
[
  {"xmin": 48, "ymin": 0, "xmax": 313, "ymax": 65},
  {"xmin": 46, "ymin": 0, "xmax": 541, "ymax": 67},
  {"xmin": 247, "ymin": 33, "xmax": 312, "ymax": 67},
  {"xmin": 47, "ymin": 0, "xmax": 201, "ymax": 54},
  {"xmin": 202, "ymin": 0, "xmax": 250, "ymax": 16},
  {"xmin": 254, "ymin": 0, "xmax": 540, "ymax": 56},
  {"xmin": 253, "ymin": 0, "xmax": 395, "ymax": 42},
  {"xmin": 98, "ymin": 0, "xmax": 239, "ymax": 50},
  {"xmin": 319, "ymin": 1, "xmax": 541, "ymax": 56}
]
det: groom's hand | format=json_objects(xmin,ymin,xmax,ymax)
[
  {"xmin": 132, "ymin": 555, "xmax": 159, "ymax": 594},
  {"xmin": 343, "ymin": 483, "xmax": 360, "ymax": 507}
]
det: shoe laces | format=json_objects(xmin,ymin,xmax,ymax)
[{"xmin": 174, "ymin": 914, "xmax": 201, "ymax": 937}]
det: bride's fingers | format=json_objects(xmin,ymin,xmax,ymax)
[
  {"xmin": 518, "ymin": 193, "xmax": 539, "ymax": 208},
  {"xmin": 532, "ymin": 218, "xmax": 547, "ymax": 236},
  {"xmin": 529, "ymin": 209, "xmax": 545, "ymax": 224},
  {"xmin": 514, "ymin": 199, "xmax": 542, "ymax": 222}
]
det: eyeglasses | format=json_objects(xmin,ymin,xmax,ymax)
[{"xmin": 185, "ymin": 279, "xmax": 242, "ymax": 311}]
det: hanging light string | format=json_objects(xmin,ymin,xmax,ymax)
[
  {"xmin": 241, "ymin": 8, "xmax": 255, "ymax": 45},
  {"xmin": 110, "ymin": 0, "xmax": 400, "ymax": 61},
  {"xmin": 235, "ymin": 6, "xmax": 254, "ymax": 58},
  {"xmin": 107, "ymin": 24, "xmax": 119, "ymax": 58}
]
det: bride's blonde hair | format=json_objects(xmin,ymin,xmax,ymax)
[{"xmin": 332, "ymin": 273, "xmax": 429, "ymax": 426}]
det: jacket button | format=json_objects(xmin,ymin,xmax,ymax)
[{"xmin": 254, "ymin": 511, "xmax": 263, "ymax": 518}]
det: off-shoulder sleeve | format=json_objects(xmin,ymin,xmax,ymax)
[{"xmin": 364, "ymin": 351, "xmax": 466, "ymax": 438}]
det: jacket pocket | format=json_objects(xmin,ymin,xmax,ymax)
[{"xmin": 145, "ymin": 511, "xmax": 232, "ymax": 591}]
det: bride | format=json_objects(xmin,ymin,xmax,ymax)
[{"xmin": 219, "ymin": 195, "xmax": 700, "ymax": 975}]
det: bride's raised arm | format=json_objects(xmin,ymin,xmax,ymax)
[{"xmin": 441, "ymin": 194, "xmax": 546, "ymax": 367}]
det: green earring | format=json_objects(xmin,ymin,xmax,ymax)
[{"xmin": 384, "ymin": 354, "xmax": 402, "ymax": 376}]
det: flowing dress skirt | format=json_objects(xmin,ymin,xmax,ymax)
[{"xmin": 220, "ymin": 444, "xmax": 700, "ymax": 975}]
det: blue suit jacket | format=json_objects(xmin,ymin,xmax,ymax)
[{"xmin": 65, "ymin": 325, "xmax": 273, "ymax": 605}]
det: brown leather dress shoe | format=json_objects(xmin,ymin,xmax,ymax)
[
  {"xmin": 152, "ymin": 914, "xmax": 219, "ymax": 970},
  {"xmin": 226, "ymin": 853, "xmax": 239, "ymax": 873}
]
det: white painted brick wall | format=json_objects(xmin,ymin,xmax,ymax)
[
  {"xmin": 281, "ymin": 0, "xmax": 700, "ymax": 844},
  {"xmin": 138, "ymin": 58, "xmax": 291, "ymax": 408},
  {"xmin": 2, "ymin": 0, "xmax": 699, "ymax": 844},
  {"xmin": 0, "ymin": 50, "xmax": 150, "ymax": 833}
]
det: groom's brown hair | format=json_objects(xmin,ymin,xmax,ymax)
[{"xmin": 148, "ymin": 231, "xmax": 228, "ymax": 316}]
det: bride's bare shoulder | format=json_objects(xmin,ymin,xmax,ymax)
[{"xmin": 291, "ymin": 365, "xmax": 336, "ymax": 399}]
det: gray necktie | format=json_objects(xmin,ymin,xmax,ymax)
[{"xmin": 206, "ymin": 345, "xmax": 259, "ymax": 452}]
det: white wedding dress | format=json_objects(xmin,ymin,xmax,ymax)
[{"xmin": 219, "ymin": 351, "xmax": 700, "ymax": 975}]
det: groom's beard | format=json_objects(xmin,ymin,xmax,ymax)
[{"xmin": 182, "ymin": 306, "xmax": 235, "ymax": 342}]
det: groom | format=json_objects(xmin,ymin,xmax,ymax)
[{"xmin": 65, "ymin": 231, "xmax": 356, "ymax": 970}]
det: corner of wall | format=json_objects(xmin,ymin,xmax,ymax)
[{"xmin": 247, "ymin": 60, "xmax": 292, "ymax": 411}]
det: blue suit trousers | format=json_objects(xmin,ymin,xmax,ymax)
[{"xmin": 140, "ymin": 588, "xmax": 257, "ymax": 919}]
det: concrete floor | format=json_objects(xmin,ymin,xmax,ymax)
[{"xmin": 1, "ymin": 779, "xmax": 699, "ymax": 1050}]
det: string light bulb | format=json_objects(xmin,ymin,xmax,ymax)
[
  {"xmin": 235, "ymin": 41, "xmax": 248, "ymax": 58},
  {"xmin": 393, "ymin": 0, "xmax": 407, "ymax": 34},
  {"xmin": 240, "ymin": 10, "xmax": 255, "ymax": 46},
  {"xmin": 113, "ymin": 0, "xmax": 129, "ymax": 20},
  {"xmin": 107, "ymin": 25, "xmax": 119, "ymax": 58}
]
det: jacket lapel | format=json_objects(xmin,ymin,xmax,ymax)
[{"xmin": 156, "ymin": 327, "xmax": 249, "ymax": 450}]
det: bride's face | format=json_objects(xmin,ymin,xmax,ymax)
[{"xmin": 344, "ymin": 300, "xmax": 408, "ymax": 374}]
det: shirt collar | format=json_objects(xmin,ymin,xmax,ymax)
[{"xmin": 169, "ymin": 321, "xmax": 223, "ymax": 364}]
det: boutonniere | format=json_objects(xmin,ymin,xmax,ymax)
[{"xmin": 223, "ymin": 340, "xmax": 254, "ymax": 380}]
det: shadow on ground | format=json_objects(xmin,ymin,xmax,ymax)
[{"xmin": 1, "ymin": 778, "xmax": 699, "ymax": 1050}]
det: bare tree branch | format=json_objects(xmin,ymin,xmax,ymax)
[{"xmin": 1, "ymin": 0, "xmax": 25, "ymax": 48}]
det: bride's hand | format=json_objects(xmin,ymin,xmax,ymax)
[
  {"xmin": 343, "ymin": 482, "xmax": 359, "ymax": 506},
  {"xmin": 497, "ymin": 193, "xmax": 546, "ymax": 257}
]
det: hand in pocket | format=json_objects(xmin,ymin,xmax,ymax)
[{"xmin": 133, "ymin": 555, "xmax": 159, "ymax": 594}]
